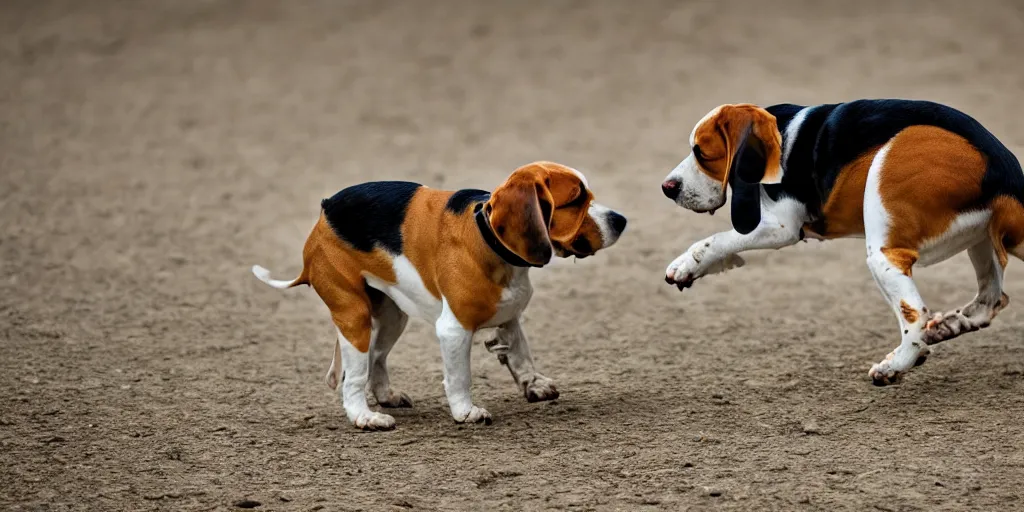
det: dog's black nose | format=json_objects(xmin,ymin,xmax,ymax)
[
  {"xmin": 661, "ymin": 180, "xmax": 681, "ymax": 200},
  {"xmin": 609, "ymin": 211, "xmax": 627, "ymax": 234}
]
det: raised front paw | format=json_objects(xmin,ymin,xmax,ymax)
[
  {"xmin": 454, "ymin": 405, "xmax": 493, "ymax": 425},
  {"xmin": 665, "ymin": 251, "xmax": 702, "ymax": 290},
  {"xmin": 522, "ymin": 375, "xmax": 559, "ymax": 403}
]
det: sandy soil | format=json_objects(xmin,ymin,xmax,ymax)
[{"xmin": 3, "ymin": 1, "xmax": 1024, "ymax": 510}]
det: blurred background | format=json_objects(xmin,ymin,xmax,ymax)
[{"xmin": 2, "ymin": 1, "xmax": 1023, "ymax": 510}]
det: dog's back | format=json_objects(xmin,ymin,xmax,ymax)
[{"xmin": 768, "ymin": 99, "xmax": 1024, "ymax": 262}]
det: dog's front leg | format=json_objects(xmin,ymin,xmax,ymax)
[
  {"xmin": 485, "ymin": 317, "xmax": 559, "ymax": 403},
  {"xmin": 665, "ymin": 208, "xmax": 803, "ymax": 289},
  {"xmin": 436, "ymin": 300, "xmax": 492, "ymax": 425}
]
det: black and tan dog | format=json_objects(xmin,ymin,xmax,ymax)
[
  {"xmin": 253, "ymin": 162, "xmax": 626, "ymax": 429},
  {"xmin": 661, "ymin": 100, "xmax": 1024, "ymax": 385}
]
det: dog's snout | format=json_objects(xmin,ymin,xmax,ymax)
[
  {"xmin": 609, "ymin": 211, "xmax": 627, "ymax": 234},
  {"xmin": 662, "ymin": 180, "xmax": 681, "ymax": 200}
]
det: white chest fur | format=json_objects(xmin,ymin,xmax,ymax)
[{"xmin": 482, "ymin": 267, "xmax": 533, "ymax": 328}]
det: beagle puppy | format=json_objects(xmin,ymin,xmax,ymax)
[
  {"xmin": 661, "ymin": 100, "xmax": 1024, "ymax": 385},
  {"xmin": 253, "ymin": 162, "xmax": 626, "ymax": 430}
]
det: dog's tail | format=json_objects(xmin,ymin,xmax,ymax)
[{"xmin": 251, "ymin": 264, "xmax": 308, "ymax": 289}]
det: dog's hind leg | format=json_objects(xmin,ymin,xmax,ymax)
[
  {"xmin": 925, "ymin": 195, "xmax": 1024, "ymax": 343},
  {"xmin": 320, "ymin": 279, "xmax": 396, "ymax": 430},
  {"xmin": 368, "ymin": 293, "xmax": 412, "ymax": 408},
  {"xmin": 923, "ymin": 238, "xmax": 1009, "ymax": 345}
]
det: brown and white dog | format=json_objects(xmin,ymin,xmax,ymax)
[
  {"xmin": 661, "ymin": 100, "xmax": 1024, "ymax": 385},
  {"xmin": 253, "ymin": 162, "xmax": 626, "ymax": 429}
]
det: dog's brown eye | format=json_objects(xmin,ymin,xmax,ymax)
[{"xmin": 693, "ymin": 144, "xmax": 705, "ymax": 160}]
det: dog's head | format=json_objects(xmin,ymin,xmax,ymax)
[
  {"xmin": 484, "ymin": 161, "xmax": 627, "ymax": 266},
  {"xmin": 661, "ymin": 104, "xmax": 783, "ymax": 234}
]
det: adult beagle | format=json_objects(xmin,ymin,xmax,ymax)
[
  {"xmin": 661, "ymin": 100, "xmax": 1024, "ymax": 385},
  {"xmin": 253, "ymin": 162, "xmax": 626, "ymax": 430}
]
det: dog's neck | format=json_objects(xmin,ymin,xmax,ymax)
[{"xmin": 473, "ymin": 204, "xmax": 542, "ymax": 268}]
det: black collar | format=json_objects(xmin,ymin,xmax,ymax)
[{"xmin": 474, "ymin": 205, "xmax": 541, "ymax": 268}]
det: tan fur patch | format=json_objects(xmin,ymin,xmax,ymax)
[
  {"xmin": 880, "ymin": 126, "xmax": 987, "ymax": 256},
  {"xmin": 409, "ymin": 186, "xmax": 508, "ymax": 330},
  {"xmin": 692, "ymin": 104, "xmax": 783, "ymax": 186},
  {"xmin": 881, "ymin": 247, "xmax": 919, "ymax": 277},
  {"xmin": 400, "ymin": 188, "xmax": 445, "ymax": 299},
  {"xmin": 812, "ymin": 147, "xmax": 880, "ymax": 238},
  {"xmin": 301, "ymin": 215, "xmax": 394, "ymax": 353},
  {"xmin": 899, "ymin": 300, "xmax": 919, "ymax": 324}
]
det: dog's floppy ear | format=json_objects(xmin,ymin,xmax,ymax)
[
  {"xmin": 486, "ymin": 168, "xmax": 554, "ymax": 266},
  {"xmin": 728, "ymin": 143, "xmax": 763, "ymax": 235},
  {"xmin": 716, "ymin": 104, "xmax": 783, "ymax": 185}
]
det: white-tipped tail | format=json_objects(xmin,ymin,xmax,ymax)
[{"xmin": 252, "ymin": 265, "xmax": 300, "ymax": 289}]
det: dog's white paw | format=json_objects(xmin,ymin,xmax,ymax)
[
  {"xmin": 665, "ymin": 251, "xmax": 702, "ymax": 290},
  {"xmin": 868, "ymin": 359, "xmax": 903, "ymax": 387},
  {"xmin": 352, "ymin": 411, "xmax": 396, "ymax": 431},
  {"xmin": 522, "ymin": 375, "xmax": 559, "ymax": 403},
  {"xmin": 454, "ymin": 406, "xmax": 492, "ymax": 425}
]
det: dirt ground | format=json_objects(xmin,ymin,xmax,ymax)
[{"xmin": 3, "ymin": 1, "xmax": 1024, "ymax": 510}]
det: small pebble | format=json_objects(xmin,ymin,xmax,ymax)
[{"xmin": 803, "ymin": 421, "xmax": 821, "ymax": 435}]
